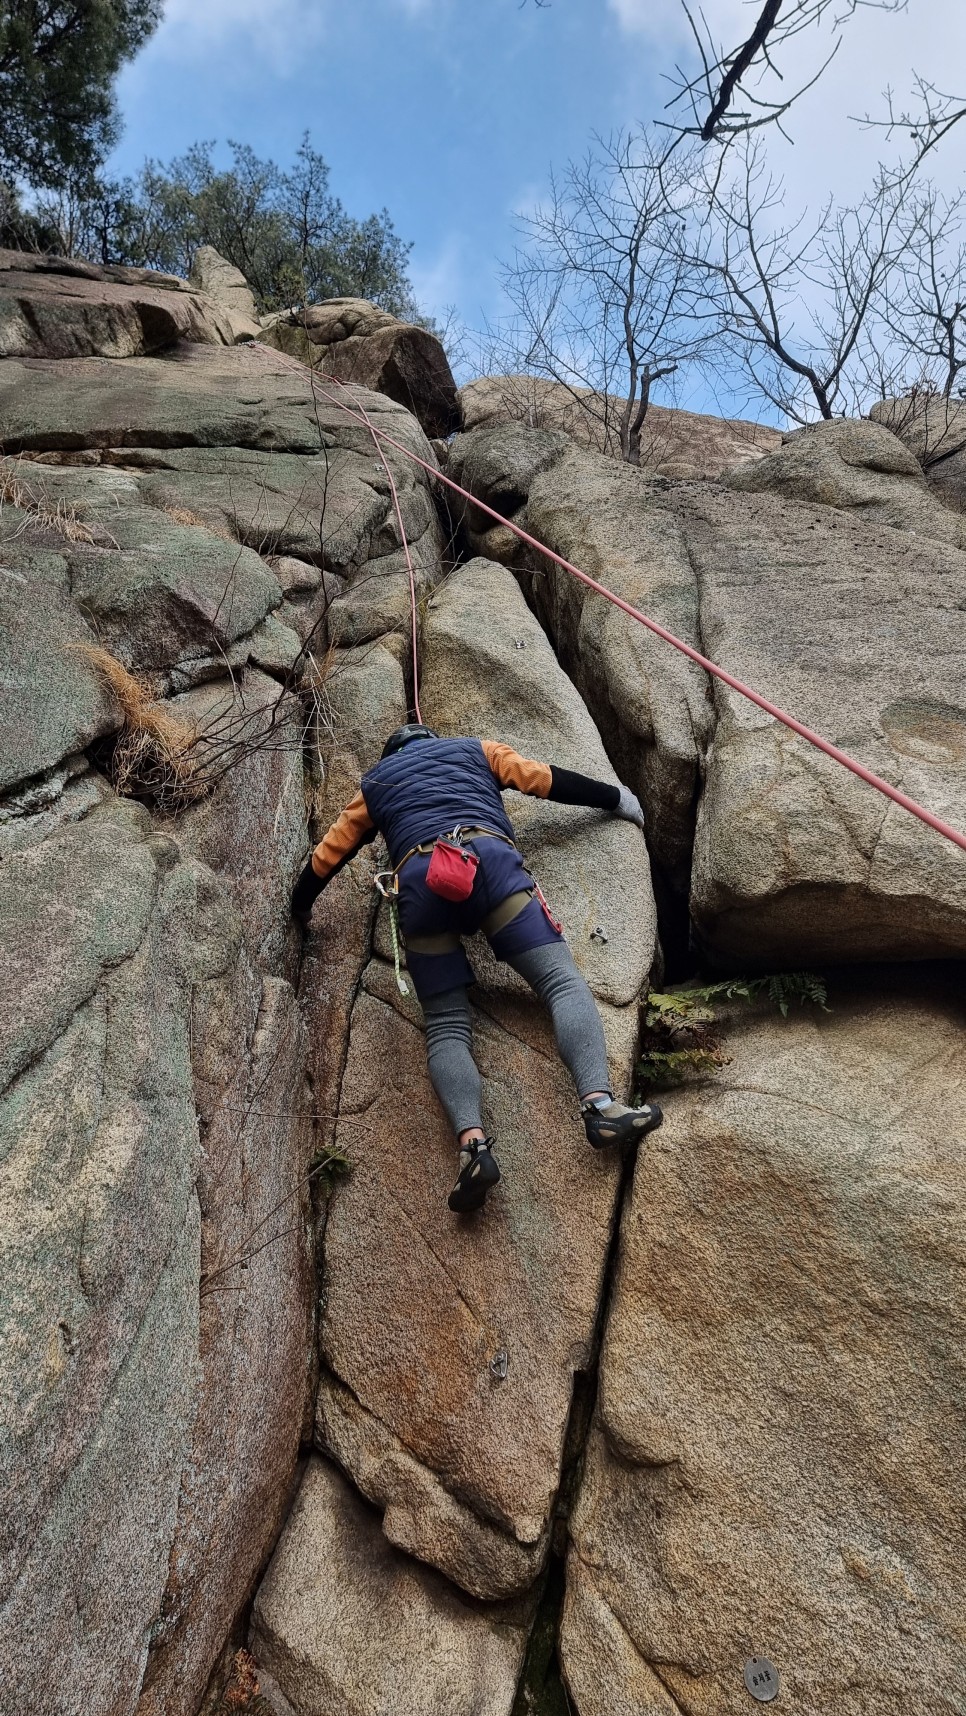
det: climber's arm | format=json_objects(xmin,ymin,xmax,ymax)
[
  {"xmin": 481, "ymin": 739, "xmax": 643, "ymax": 823},
  {"xmin": 291, "ymin": 791, "xmax": 377, "ymax": 924}
]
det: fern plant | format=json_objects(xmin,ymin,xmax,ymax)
[{"xmin": 637, "ymin": 971, "xmax": 829, "ymax": 1091}]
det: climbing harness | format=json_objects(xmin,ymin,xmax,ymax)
[{"xmin": 370, "ymin": 824, "xmax": 559, "ymax": 992}]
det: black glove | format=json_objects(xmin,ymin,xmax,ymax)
[{"xmin": 291, "ymin": 858, "xmax": 324, "ymax": 927}]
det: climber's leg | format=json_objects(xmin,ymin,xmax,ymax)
[
  {"xmin": 421, "ymin": 984, "xmax": 501, "ymax": 1212},
  {"xmin": 499, "ymin": 936, "xmax": 663, "ymax": 1150},
  {"xmin": 500, "ymin": 937, "xmax": 610, "ymax": 1095},
  {"xmin": 422, "ymin": 983, "xmax": 483, "ymax": 1135}
]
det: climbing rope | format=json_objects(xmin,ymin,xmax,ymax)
[
  {"xmin": 309, "ymin": 376, "xmax": 966, "ymax": 859},
  {"xmin": 245, "ymin": 342, "xmax": 966, "ymax": 857}
]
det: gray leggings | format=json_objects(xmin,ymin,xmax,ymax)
[{"xmin": 422, "ymin": 940, "xmax": 612, "ymax": 1136}]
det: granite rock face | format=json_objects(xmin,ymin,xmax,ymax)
[
  {"xmin": 451, "ymin": 423, "xmax": 966, "ymax": 966},
  {"xmin": 312, "ymin": 558, "xmax": 655, "ymax": 1603},
  {"xmin": 260, "ymin": 296, "xmax": 460, "ymax": 439},
  {"xmin": 251, "ymin": 1457, "xmax": 532, "ymax": 1716},
  {"xmin": 5, "ymin": 243, "xmax": 966, "ymax": 1716},
  {"xmin": 726, "ymin": 416, "xmax": 966, "ymax": 549},
  {"xmin": 459, "ymin": 373, "xmax": 781, "ymax": 477},
  {"xmin": 0, "ymin": 801, "xmax": 201, "ymax": 1713},
  {"xmin": 0, "ymin": 277, "xmax": 443, "ymax": 1714},
  {"xmin": 188, "ymin": 246, "xmax": 261, "ymax": 343},
  {"xmin": 0, "ymin": 248, "xmax": 238, "ymax": 359},
  {"xmin": 561, "ymin": 972, "xmax": 966, "ymax": 1716},
  {"xmin": 0, "ymin": 539, "xmax": 119, "ymax": 793}
]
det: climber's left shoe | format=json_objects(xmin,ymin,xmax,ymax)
[
  {"xmin": 448, "ymin": 1138, "xmax": 501, "ymax": 1212},
  {"xmin": 581, "ymin": 1097, "xmax": 663, "ymax": 1150}
]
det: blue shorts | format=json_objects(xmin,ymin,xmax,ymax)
[{"xmin": 397, "ymin": 836, "xmax": 563, "ymax": 1000}]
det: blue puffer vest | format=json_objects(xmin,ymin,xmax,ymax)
[{"xmin": 361, "ymin": 737, "xmax": 516, "ymax": 867}]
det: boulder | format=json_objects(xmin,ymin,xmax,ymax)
[
  {"xmin": 459, "ymin": 373, "xmax": 781, "ymax": 477},
  {"xmin": 449, "ymin": 422, "xmax": 966, "ymax": 967},
  {"xmin": 447, "ymin": 421, "xmax": 570, "ymax": 566},
  {"xmin": 250, "ymin": 1457, "xmax": 532, "ymax": 1716},
  {"xmin": 678, "ymin": 483, "xmax": 966, "ymax": 964},
  {"xmin": 136, "ymin": 962, "xmax": 313, "ymax": 1716},
  {"xmin": 0, "ymin": 539, "xmax": 119, "ymax": 793},
  {"xmin": 0, "ymin": 801, "xmax": 201, "ymax": 1713},
  {"xmin": 0, "ymin": 248, "xmax": 236, "ymax": 359},
  {"xmin": 726, "ymin": 417, "xmax": 966, "ymax": 549},
  {"xmin": 458, "ymin": 433, "xmax": 714, "ymax": 901},
  {"xmin": 871, "ymin": 394, "xmax": 966, "ymax": 516},
  {"xmin": 261, "ymin": 297, "xmax": 460, "ymax": 439},
  {"xmin": 315, "ymin": 559, "xmax": 655, "ymax": 1601},
  {"xmin": 172, "ymin": 670, "xmax": 308, "ymax": 979},
  {"xmin": 560, "ymin": 971, "xmax": 966, "ymax": 1716},
  {"xmin": 0, "ymin": 340, "xmax": 437, "ymax": 461},
  {"xmin": 188, "ymin": 247, "xmax": 260, "ymax": 342}
]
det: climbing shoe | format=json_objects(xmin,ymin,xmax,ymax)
[
  {"xmin": 448, "ymin": 1138, "xmax": 501, "ymax": 1213},
  {"xmin": 581, "ymin": 1097, "xmax": 664, "ymax": 1150}
]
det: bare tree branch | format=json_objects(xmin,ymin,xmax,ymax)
[
  {"xmin": 491, "ymin": 131, "xmax": 716, "ymax": 464},
  {"xmin": 665, "ymin": 0, "xmax": 908, "ymax": 144}
]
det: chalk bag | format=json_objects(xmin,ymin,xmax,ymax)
[{"xmin": 425, "ymin": 838, "xmax": 479, "ymax": 902}]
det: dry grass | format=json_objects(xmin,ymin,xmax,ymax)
[
  {"xmin": 162, "ymin": 503, "xmax": 238, "ymax": 544},
  {"xmin": 70, "ymin": 644, "xmax": 203, "ymax": 810},
  {"xmin": 0, "ymin": 458, "xmax": 108, "ymax": 546},
  {"xmin": 218, "ymin": 1649, "xmax": 266, "ymax": 1713}
]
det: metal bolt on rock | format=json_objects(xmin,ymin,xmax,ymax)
[
  {"xmin": 744, "ymin": 1657, "xmax": 780, "ymax": 1702},
  {"xmin": 489, "ymin": 1349, "xmax": 509, "ymax": 1381}
]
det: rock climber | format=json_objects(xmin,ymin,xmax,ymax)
[{"xmin": 291, "ymin": 725, "xmax": 663, "ymax": 1213}]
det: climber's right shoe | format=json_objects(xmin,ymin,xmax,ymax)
[
  {"xmin": 448, "ymin": 1138, "xmax": 501, "ymax": 1213},
  {"xmin": 581, "ymin": 1097, "xmax": 664, "ymax": 1150}
]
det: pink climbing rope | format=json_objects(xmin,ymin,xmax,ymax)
[
  {"xmin": 311, "ymin": 380, "xmax": 966, "ymax": 857},
  {"xmin": 245, "ymin": 343, "xmax": 966, "ymax": 855}
]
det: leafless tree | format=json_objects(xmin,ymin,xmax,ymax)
[
  {"xmin": 682, "ymin": 127, "xmax": 961, "ymax": 423},
  {"xmin": 865, "ymin": 185, "xmax": 966, "ymax": 403},
  {"xmin": 859, "ymin": 73, "xmax": 966, "ymax": 166},
  {"xmin": 665, "ymin": 0, "xmax": 908, "ymax": 144},
  {"xmin": 495, "ymin": 131, "xmax": 715, "ymax": 464}
]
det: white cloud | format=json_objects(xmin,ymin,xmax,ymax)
[
  {"xmin": 150, "ymin": 0, "xmax": 330, "ymax": 76},
  {"xmin": 607, "ymin": 0, "xmax": 962, "ymax": 208},
  {"xmin": 608, "ymin": 0, "xmax": 750, "ymax": 47},
  {"xmin": 408, "ymin": 231, "xmax": 467, "ymax": 317}
]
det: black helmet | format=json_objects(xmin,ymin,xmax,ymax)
[{"xmin": 381, "ymin": 723, "xmax": 438, "ymax": 759}]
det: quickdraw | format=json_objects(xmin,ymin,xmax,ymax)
[{"xmin": 374, "ymin": 869, "xmax": 410, "ymax": 997}]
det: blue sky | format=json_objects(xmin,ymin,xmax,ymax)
[{"xmin": 108, "ymin": 0, "xmax": 961, "ymax": 407}]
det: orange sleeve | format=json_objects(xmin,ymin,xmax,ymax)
[
  {"xmin": 481, "ymin": 739, "xmax": 552, "ymax": 798},
  {"xmin": 311, "ymin": 791, "xmax": 376, "ymax": 880}
]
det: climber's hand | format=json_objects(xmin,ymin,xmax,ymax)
[{"xmin": 615, "ymin": 786, "xmax": 646, "ymax": 830}]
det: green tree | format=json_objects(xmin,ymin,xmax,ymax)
[
  {"xmin": 36, "ymin": 136, "xmax": 419, "ymax": 317},
  {"xmin": 0, "ymin": 1, "xmax": 161, "ymax": 187}
]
